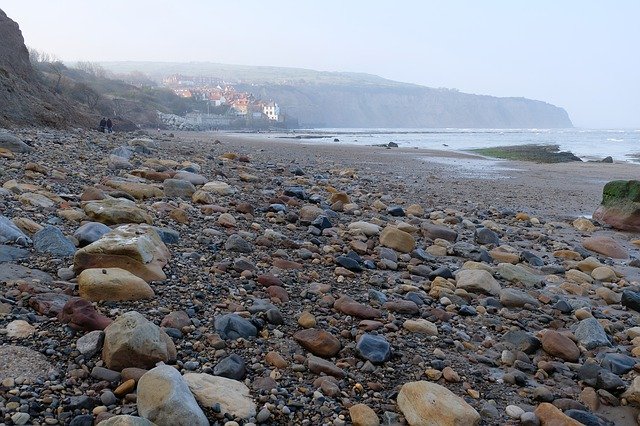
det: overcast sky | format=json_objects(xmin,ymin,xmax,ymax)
[{"xmin": 3, "ymin": 1, "xmax": 639, "ymax": 128}]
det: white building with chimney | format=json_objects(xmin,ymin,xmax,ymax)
[{"xmin": 262, "ymin": 102, "xmax": 280, "ymax": 121}]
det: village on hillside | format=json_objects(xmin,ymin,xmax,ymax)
[{"xmin": 159, "ymin": 74, "xmax": 291, "ymax": 130}]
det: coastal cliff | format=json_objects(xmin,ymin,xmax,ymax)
[{"xmin": 101, "ymin": 61, "xmax": 573, "ymax": 129}]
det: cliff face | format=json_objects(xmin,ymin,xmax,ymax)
[
  {"xmin": 0, "ymin": 9, "xmax": 90, "ymax": 128},
  {"xmin": 242, "ymin": 84, "xmax": 573, "ymax": 129}
]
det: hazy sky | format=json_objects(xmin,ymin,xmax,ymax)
[{"xmin": 3, "ymin": 1, "xmax": 639, "ymax": 128}]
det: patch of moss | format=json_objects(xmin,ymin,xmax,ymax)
[
  {"xmin": 471, "ymin": 144, "xmax": 582, "ymax": 163},
  {"xmin": 602, "ymin": 180, "xmax": 640, "ymax": 206}
]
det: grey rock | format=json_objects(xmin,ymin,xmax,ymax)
[
  {"xmin": 500, "ymin": 288, "xmax": 539, "ymax": 308},
  {"xmin": 214, "ymin": 314, "xmax": 257, "ymax": 340},
  {"xmin": 153, "ymin": 227, "xmax": 180, "ymax": 244},
  {"xmin": 137, "ymin": 364, "xmax": 209, "ymax": 426},
  {"xmin": 91, "ymin": 366, "xmax": 121, "ymax": 382},
  {"xmin": 574, "ymin": 317, "xmax": 610, "ymax": 350},
  {"xmin": 214, "ymin": 354, "xmax": 246, "ymax": 380},
  {"xmin": 356, "ymin": 333, "xmax": 391, "ymax": 364},
  {"xmin": 0, "ymin": 131, "xmax": 31, "ymax": 152},
  {"xmin": 601, "ymin": 353, "xmax": 636, "ymax": 375},
  {"xmin": 0, "ymin": 244, "xmax": 29, "ymax": 262},
  {"xmin": 502, "ymin": 329, "xmax": 541, "ymax": 354},
  {"xmin": 0, "ymin": 215, "xmax": 31, "ymax": 246},
  {"xmin": 33, "ymin": 226, "xmax": 76, "ymax": 256},
  {"xmin": 77, "ymin": 330, "xmax": 104, "ymax": 358},
  {"xmin": 73, "ymin": 222, "xmax": 111, "ymax": 247},
  {"xmin": 224, "ymin": 234, "xmax": 252, "ymax": 253},
  {"xmin": 173, "ymin": 170, "xmax": 207, "ymax": 185},
  {"xmin": 98, "ymin": 415, "xmax": 157, "ymax": 426},
  {"xmin": 475, "ymin": 227, "xmax": 500, "ymax": 245}
]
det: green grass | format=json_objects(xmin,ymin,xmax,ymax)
[{"xmin": 471, "ymin": 144, "xmax": 582, "ymax": 163}]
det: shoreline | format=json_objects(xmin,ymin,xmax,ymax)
[{"xmin": 173, "ymin": 130, "xmax": 640, "ymax": 220}]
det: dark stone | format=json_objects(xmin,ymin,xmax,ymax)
[
  {"xmin": 290, "ymin": 166, "xmax": 305, "ymax": 176},
  {"xmin": 387, "ymin": 206, "xmax": 405, "ymax": 217},
  {"xmin": 423, "ymin": 223, "xmax": 457, "ymax": 242},
  {"xmin": 565, "ymin": 410, "xmax": 614, "ymax": 426},
  {"xmin": 411, "ymin": 248, "xmax": 436, "ymax": 262},
  {"xmin": 601, "ymin": 353, "xmax": 637, "ymax": 375},
  {"xmin": 69, "ymin": 414, "xmax": 94, "ymax": 426},
  {"xmin": 474, "ymin": 227, "xmax": 500, "ymax": 245},
  {"xmin": 214, "ymin": 354, "xmax": 246, "ymax": 380},
  {"xmin": 266, "ymin": 308, "xmax": 284, "ymax": 325},
  {"xmin": 621, "ymin": 290, "xmax": 640, "ymax": 312},
  {"xmin": 601, "ymin": 156, "xmax": 614, "ymax": 164},
  {"xmin": 66, "ymin": 395, "xmax": 95, "ymax": 410},
  {"xmin": 368, "ymin": 289, "xmax": 387, "ymax": 305},
  {"xmin": 502, "ymin": 330, "xmax": 541, "ymax": 354},
  {"xmin": 521, "ymin": 250, "xmax": 544, "ymax": 266},
  {"xmin": 224, "ymin": 234, "xmax": 253, "ymax": 253},
  {"xmin": 73, "ymin": 222, "xmax": 111, "ymax": 247},
  {"xmin": 409, "ymin": 265, "xmax": 431, "ymax": 278},
  {"xmin": 33, "ymin": 226, "xmax": 76, "ymax": 256},
  {"xmin": 595, "ymin": 369, "xmax": 625, "ymax": 391},
  {"xmin": 356, "ymin": 334, "xmax": 391, "ymax": 364},
  {"xmin": 284, "ymin": 186, "xmax": 306, "ymax": 200},
  {"xmin": 215, "ymin": 314, "xmax": 257, "ymax": 340},
  {"xmin": 429, "ymin": 267, "xmax": 454, "ymax": 280},
  {"xmin": 91, "ymin": 366, "xmax": 121, "ymax": 382},
  {"xmin": 311, "ymin": 215, "xmax": 332, "ymax": 230},
  {"xmin": 553, "ymin": 299, "xmax": 573, "ymax": 314},
  {"xmin": 458, "ymin": 305, "xmax": 477, "ymax": 316},
  {"xmin": 268, "ymin": 203, "xmax": 287, "ymax": 213},
  {"xmin": 336, "ymin": 255, "xmax": 362, "ymax": 272},
  {"xmin": 153, "ymin": 227, "xmax": 180, "ymax": 244}
]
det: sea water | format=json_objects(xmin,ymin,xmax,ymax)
[{"xmin": 234, "ymin": 128, "xmax": 640, "ymax": 163}]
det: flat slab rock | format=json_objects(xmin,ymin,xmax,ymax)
[
  {"xmin": 0, "ymin": 263, "xmax": 52, "ymax": 284},
  {"xmin": 0, "ymin": 345, "xmax": 55, "ymax": 380}
]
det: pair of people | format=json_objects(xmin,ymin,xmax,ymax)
[{"xmin": 99, "ymin": 117, "xmax": 113, "ymax": 133}]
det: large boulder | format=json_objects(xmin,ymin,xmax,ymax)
[
  {"xmin": 78, "ymin": 268, "xmax": 154, "ymax": 302},
  {"xmin": 137, "ymin": 364, "xmax": 209, "ymax": 426},
  {"xmin": 593, "ymin": 180, "xmax": 640, "ymax": 232},
  {"xmin": 73, "ymin": 224, "xmax": 170, "ymax": 282},
  {"xmin": 184, "ymin": 373, "xmax": 256, "ymax": 419},
  {"xmin": 83, "ymin": 198, "xmax": 153, "ymax": 225},
  {"xmin": 397, "ymin": 381, "xmax": 480, "ymax": 425},
  {"xmin": 0, "ymin": 131, "xmax": 30, "ymax": 152},
  {"xmin": 102, "ymin": 311, "xmax": 177, "ymax": 371}
]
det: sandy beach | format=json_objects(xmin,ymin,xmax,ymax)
[{"xmin": 178, "ymin": 131, "xmax": 640, "ymax": 221}]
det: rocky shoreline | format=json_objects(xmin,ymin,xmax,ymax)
[{"xmin": 1, "ymin": 128, "xmax": 640, "ymax": 425}]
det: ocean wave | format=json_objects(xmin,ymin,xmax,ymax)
[{"xmin": 607, "ymin": 138, "xmax": 624, "ymax": 142}]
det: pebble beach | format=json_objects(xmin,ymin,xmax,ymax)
[{"xmin": 2, "ymin": 128, "xmax": 640, "ymax": 425}]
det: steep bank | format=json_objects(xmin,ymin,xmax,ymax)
[{"xmin": 0, "ymin": 9, "xmax": 91, "ymax": 128}]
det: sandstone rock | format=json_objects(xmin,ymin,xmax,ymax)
[
  {"xmin": 18, "ymin": 192, "xmax": 55, "ymax": 208},
  {"xmin": 403, "ymin": 319, "xmax": 438, "ymax": 335},
  {"xmin": 540, "ymin": 330, "xmax": 580, "ymax": 362},
  {"xmin": 422, "ymin": 223, "xmax": 458, "ymax": 242},
  {"xmin": 348, "ymin": 221, "xmax": 381, "ymax": 236},
  {"xmin": 591, "ymin": 266, "xmax": 617, "ymax": 282},
  {"xmin": 201, "ymin": 181, "xmax": 235, "ymax": 195},
  {"xmin": 0, "ymin": 345, "xmax": 54, "ymax": 381},
  {"xmin": 334, "ymin": 295, "xmax": 381, "ymax": 319},
  {"xmin": 102, "ymin": 311, "xmax": 177, "ymax": 371},
  {"xmin": 379, "ymin": 226, "xmax": 415, "ymax": 253},
  {"xmin": 137, "ymin": 364, "xmax": 209, "ymax": 426},
  {"xmin": 104, "ymin": 180, "xmax": 163, "ymax": 200},
  {"xmin": 163, "ymin": 179, "xmax": 196, "ymax": 198},
  {"xmin": 349, "ymin": 403, "xmax": 380, "ymax": 426},
  {"xmin": 397, "ymin": 381, "xmax": 480, "ymax": 426},
  {"xmin": 184, "ymin": 373, "xmax": 256, "ymax": 419},
  {"xmin": 78, "ymin": 268, "xmax": 154, "ymax": 302},
  {"xmin": 84, "ymin": 197, "xmax": 153, "ymax": 225},
  {"xmin": 573, "ymin": 217, "xmax": 596, "ymax": 232},
  {"xmin": 293, "ymin": 328, "xmax": 341, "ymax": 358},
  {"xmin": 455, "ymin": 269, "xmax": 501, "ymax": 296},
  {"xmin": 5, "ymin": 319, "xmax": 35, "ymax": 338},
  {"xmin": 534, "ymin": 402, "xmax": 582, "ymax": 426},
  {"xmin": 58, "ymin": 297, "xmax": 112, "ymax": 331},
  {"xmin": 622, "ymin": 376, "xmax": 640, "ymax": 406},
  {"xmin": 582, "ymin": 236, "xmax": 628, "ymax": 259},
  {"xmin": 74, "ymin": 224, "xmax": 170, "ymax": 282}
]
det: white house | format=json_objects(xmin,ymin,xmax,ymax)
[{"xmin": 262, "ymin": 102, "xmax": 280, "ymax": 121}]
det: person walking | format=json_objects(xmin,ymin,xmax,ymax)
[
  {"xmin": 99, "ymin": 117, "xmax": 107, "ymax": 133},
  {"xmin": 106, "ymin": 118, "xmax": 113, "ymax": 133}
]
